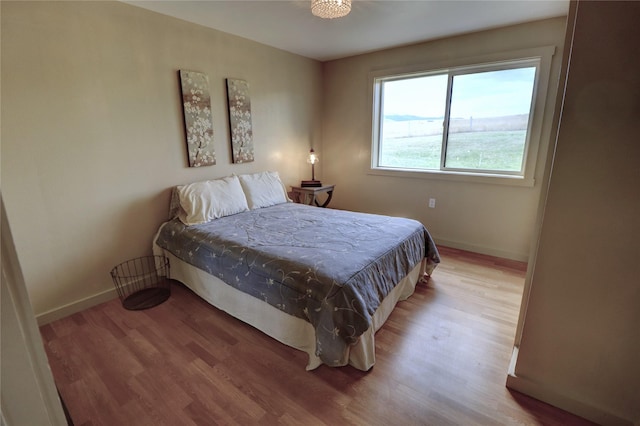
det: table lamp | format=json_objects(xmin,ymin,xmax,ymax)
[{"xmin": 301, "ymin": 149, "xmax": 322, "ymax": 187}]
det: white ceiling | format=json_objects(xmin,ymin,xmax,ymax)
[{"xmin": 124, "ymin": 0, "xmax": 569, "ymax": 61}]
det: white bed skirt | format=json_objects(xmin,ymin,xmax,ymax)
[{"xmin": 155, "ymin": 243, "xmax": 426, "ymax": 371}]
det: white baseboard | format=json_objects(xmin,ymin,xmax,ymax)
[
  {"xmin": 36, "ymin": 287, "xmax": 119, "ymax": 326},
  {"xmin": 506, "ymin": 348, "xmax": 633, "ymax": 426},
  {"xmin": 434, "ymin": 238, "xmax": 529, "ymax": 262}
]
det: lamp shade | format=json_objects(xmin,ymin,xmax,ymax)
[{"xmin": 307, "ymin": 149, "xmax": 319, "ymax": 165}]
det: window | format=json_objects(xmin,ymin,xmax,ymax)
[{"xmin": 370, "ymin": 49, "xmax": 554, "ymax": 184}]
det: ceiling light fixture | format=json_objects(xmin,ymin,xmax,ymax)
[{"xmin": 311, "ymin": 0, "xmax": 351, "ymax": 19}]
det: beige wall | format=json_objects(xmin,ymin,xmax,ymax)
[
  {"xmin": 321, "ymin": 18, "xmax": 567, "ymax": 261},
  {"xmin": 1, "ymin": 1, "xmax": 322, "ymax": 318},
  {"xmin": 509, "ymin": 2, "xmax": 640, "ymax": 425}
]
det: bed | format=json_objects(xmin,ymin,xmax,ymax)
[{"xmin": 153, "ymin": 171, "xmax": 440, "ymax": 370}]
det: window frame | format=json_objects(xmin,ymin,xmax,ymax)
[{"xmin": 369, "ymin": 46, "xmax": 556, "ymax": 187}]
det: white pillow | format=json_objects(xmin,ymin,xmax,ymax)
[
  {"xmin": 237, "ymin": 171, "xmax": 288, "ymax": 210},
  {"xmin": 177, "ymin": 176, "xmax": 249, "ymax": 225}
]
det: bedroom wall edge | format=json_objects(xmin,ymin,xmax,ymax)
[
  {"xmin": 434, "ymin": 238, "xmax": 528, "ymax": 262},
  {"xmin": 36, "ymin": 287, "xmax": 118, "ymax": 326}
]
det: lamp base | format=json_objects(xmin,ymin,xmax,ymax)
[{"xmin": 300, "ymin": 180, "xmax": 322, "ymax": 187}]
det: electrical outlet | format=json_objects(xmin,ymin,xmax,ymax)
[{"xmin": 428, "ymin": 198, "xmax": 436, "ymax": 208}]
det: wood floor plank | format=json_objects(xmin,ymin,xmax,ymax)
[{"xmin": 41, "ymin": 246, "xmax": 596, "ymax": 425}]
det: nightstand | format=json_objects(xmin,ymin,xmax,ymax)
[{"xmin": 290, "ymin": 185, "xmax": 335, "ymax": 208}]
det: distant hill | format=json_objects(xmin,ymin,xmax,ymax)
[
  {"xmin": 385, "ymin": 114, "xmax": 440, "ymax": 121},
  {"xmin": 382, "ymin": 113, "xmax": 530, "ymax": 136},
  {"xmin": 385, "ymin": 114, "xmax": 528, "ymax": 123}
]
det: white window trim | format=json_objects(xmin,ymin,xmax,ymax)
[{"xmin": 368, "ymin": 46, "xmax": 556, "ymax": 187}]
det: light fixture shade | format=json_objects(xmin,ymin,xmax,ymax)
[
  {"xmin": 311, "ymin": 0, "xmax": 351, "ymax": 19},
  {"xmin": 307, "ymin": 149, "xmax": 319, "ymax": 165}
]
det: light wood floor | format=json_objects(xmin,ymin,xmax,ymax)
[{"xmin": 41, "ymin": 247, "xmax": 594, "ymax": 425}]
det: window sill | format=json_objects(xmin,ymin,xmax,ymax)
[{"xmin": 368, "ymin": 167, "xmax": 535, "ymax": 187}]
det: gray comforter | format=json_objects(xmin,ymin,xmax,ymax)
[{"xmin": 155, "ymin": 202, "xmax": 440, "ymax": 366}]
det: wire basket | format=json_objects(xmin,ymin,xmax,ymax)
[{"xmin": 110, "ymin": 255, "xmax": 171, "ymax": 310}]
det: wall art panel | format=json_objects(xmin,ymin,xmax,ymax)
[
  {"xmin": 179, "ymin": 70, "xmax": 216, "ymax": 167},
  {"xmin": 226, "ymin": 78, "xmax": 254, "ymax": 163}
]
